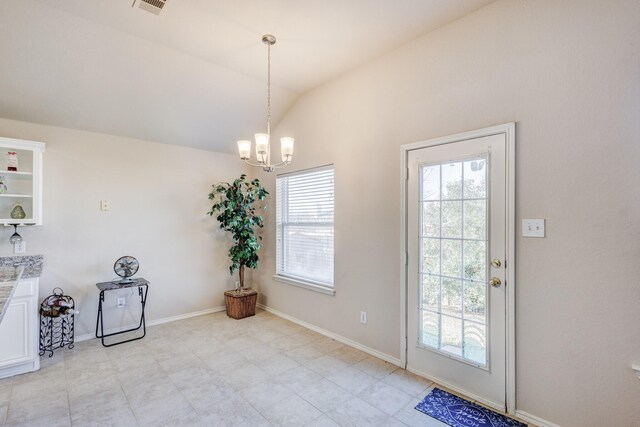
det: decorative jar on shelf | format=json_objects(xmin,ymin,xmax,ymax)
[
  {"xmin": 10, "ymin": 203, "xmax": 26, "ymax": 219},
  {"xmin": 6, "ymin": 152, "xmax": 18, "ymax": 172}
]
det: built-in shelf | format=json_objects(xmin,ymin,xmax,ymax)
[
  {"xmin": 0, "ymin": 221, "xmax": 36, "ymax": 226},
  {"xmin": 1, "ymin": 171, "xmax": 32, "ymax": 176},
  {"xmin": 0, "ymin": 137, "xmax": 44, "ymax": 225}
]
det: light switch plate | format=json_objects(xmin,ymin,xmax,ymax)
[
  {"xmin": 522, "ymin": 219, "xmax": 545, "ymax": 237},
  {"xmin": 100, "ymin": 200, "xmax": 110, "ymax": 211}
]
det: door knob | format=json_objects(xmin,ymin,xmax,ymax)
[
  {"xmin": 489, "ymin": 277, "xmax": 502, "ymax": 288},
  {"xmin": 491, "ymin": 259, "xmax": 502, "ymax": 268}
]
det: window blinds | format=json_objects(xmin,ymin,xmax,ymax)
[{"xmin": 276, "ymin": 165, "xmax": 334, "ymax": 287}]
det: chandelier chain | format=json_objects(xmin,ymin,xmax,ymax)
[{"xmin": 267, "ymin": 41, "xmax": 271, "ymax": 137}]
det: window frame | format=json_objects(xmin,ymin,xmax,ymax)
[{"xmin": 274, "ymin": 164, "xmax": 335, "ymax": 295}]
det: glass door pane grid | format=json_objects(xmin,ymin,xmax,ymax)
[
  {"xmin": 420, "ymin": 306, "xmax": 485, "ymax": 326},
  {"xmin": 418, "ymin": 156, "xmax": 488, "ymax": 366},
  {"xmin": 419, "ymin": 236, "xmax": 486, "ymax": 242},
  {"xmin": 420, "ymin": 272, "xmax": 485, "ymax": 285},
  {"xmin": 419, "ymin": 197, "xmax": 486, "ymax": 202}
]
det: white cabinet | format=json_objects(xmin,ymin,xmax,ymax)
[
  {"xmin": 0, "ymin": 137, "xmax": 45, "ymax": 225},
  {"xmin": 0, "ymin": 278, "xmax": 40, "ymax": 378}
]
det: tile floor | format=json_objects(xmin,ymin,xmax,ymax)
[{"xmin": 0, "ymin": 309, "xmax": 527, "ymax": 426}]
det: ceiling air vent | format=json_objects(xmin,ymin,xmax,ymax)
[{"xmin": 132, "ymin": 0, "xmax": 167, "ymax": 15}]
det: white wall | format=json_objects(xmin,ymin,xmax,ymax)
[
  {"xmin": 0, "ymin": 117, "xmax": 248, "ymax": 338},
  {"xmin": 256, "ymin": 0, "xmax": 640, "ymax": 425}
]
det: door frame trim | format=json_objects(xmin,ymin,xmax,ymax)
[{"xmin": 400, "ymin": 122, "xmax": 516, "ymax": 414}]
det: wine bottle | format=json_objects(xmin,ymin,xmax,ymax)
[
  {"xmin": 52, "ymin": 299, "xmax": 73, "ymax": 308},
  {"xmin": 59, "ymin": 306, "xmax": 79, "ymax": 316}
]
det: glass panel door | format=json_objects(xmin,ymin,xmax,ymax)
[
  {"xmin": 406, "ymin": 130, "xmax": 511, "ymax": 411},
  {"xmin": 419, "ymin": 156, "xmax": 488, "ymax": 367}
]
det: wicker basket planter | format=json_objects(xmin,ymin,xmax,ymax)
[{"xmin": 224, "ymin": 289, "xmax": 258, "ymax": 320}]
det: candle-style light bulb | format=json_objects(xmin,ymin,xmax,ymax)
[
  {"xmin": 237, "ymin": 140, "xmax": 251, "ymax": 160},
  {"xmin": 255, "ymin": 133, "xmax": 269, "ymax": 163},
  {"xmin": 280, "ymin": 137, "xmax": 294, "ymax": 162}
]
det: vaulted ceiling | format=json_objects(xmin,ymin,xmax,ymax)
[{"xmin": 0, "ymin": 0, "xmax": 494, "ymax": 153}]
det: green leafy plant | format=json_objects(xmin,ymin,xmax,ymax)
[{"xmin": 207, "ymin": 174, "xmax": 268, "ymax": 291}]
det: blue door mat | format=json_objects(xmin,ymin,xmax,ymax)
[{"xmin": 415, "ymin": 388, "xmax": 527, "ymax": 427}]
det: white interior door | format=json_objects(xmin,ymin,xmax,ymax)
[{"xmin": 406, "ymin": 132, "xmax": 510, "ymax": 411}]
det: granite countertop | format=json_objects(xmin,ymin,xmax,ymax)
[
  {"xmin": 0, "ymin": 255, "xmax": 43, "ymax": 324},
  {"xmin": 96, "ymin": 277, "xmax": 149, "ymax": 292}
]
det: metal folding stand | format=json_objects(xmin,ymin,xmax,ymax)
[{"xmin": 95, "ymin": 278, "xmax": 149, "ymax": 347}]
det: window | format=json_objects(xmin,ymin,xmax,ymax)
[{"xmin": 276, "ymin": 165, "xmax": 334, "ymax": 292}]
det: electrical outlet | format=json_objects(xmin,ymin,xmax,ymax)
[
  {"xmin": 13, "ymin": 240, "xmax": 25, "ymax": 254},
  {"xmin": 117, "ymin": 297, "xmax": 126, "ymax": 308},
  {"xmin": 100, "ymin": 200, "xmax": 110, "ymax": 211},
  {"xmin": 360, "ymin": 311, "xmax": 367, "ymax": 324}
]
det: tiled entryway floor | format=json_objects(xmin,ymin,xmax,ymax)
[{"xmin": 0, "ymin": 309, "xmax": 528, "ymax": 426}]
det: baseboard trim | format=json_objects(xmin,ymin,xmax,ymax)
[
  {"xmin": 75, "ymin": 306, "xmax": 226, "ymax": 342},
  {"xmin": 515, "ymin": 410, "xmax": 561, "ymax": 427},
  {"xmin": 257, "ymin": 303, "xmax": 402, "ymax": 367},
  {"xmin": 0, "ymin": 360, "xmax": 39, "ymax": 380}
]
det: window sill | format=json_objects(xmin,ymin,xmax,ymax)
[{"xmin": 273, "ymin": 275, "xmax": 335, "ymax": 296}]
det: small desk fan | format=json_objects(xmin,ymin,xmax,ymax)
[{"xmin": 114, "ymin": 256, "xmax": 139, "ymax": 284}]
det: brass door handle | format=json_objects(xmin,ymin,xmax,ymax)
[{"xmin": 489, "ymin": 277, "xmax": 502, "ymax": 288}]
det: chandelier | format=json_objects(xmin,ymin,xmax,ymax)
[{"xmin": 237, "ymin": 34, "xmax": 294, "ymax": 172}]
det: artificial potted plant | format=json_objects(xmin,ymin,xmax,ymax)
[{"xmin": 208, "ymin": 174, "xmax": 268, "ymax": 319}]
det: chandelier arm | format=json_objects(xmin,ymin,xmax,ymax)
[
  {"xmin": 242, "ymin": 159, "xmax": 268, "ymax": 168},
  {"xmin": 268, "ymin": 158, "xmax": 292, "ymax": 169},
  {"xmin": 243, "ymin": 157, "xmax": 290, "ymax": 169}
]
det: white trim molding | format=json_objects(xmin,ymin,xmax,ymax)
[
  {"xmin": 75, "ymin": 306, "xmax": 226, "ymax": 342},
  {"xmin": 400, "ymin": 122, "xmax": 517, "ymax": 413},
  {"xmin": 515, "ymin": 410, "xmax": 562, "ymax": 427},
  {"xmin": 273, "ymin": 275, "xmax": 335, "ymax": 296},
  {"xmin": 257, "ymin": 303, "xmax": 402, "ymax": 366},
  {"xmin": 505, "ymin": 122, "xmax": 517, "ymax": 415},
  {"xmin": 632, "ymin": 365, "xmax": 640, "ymax": 379}
]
